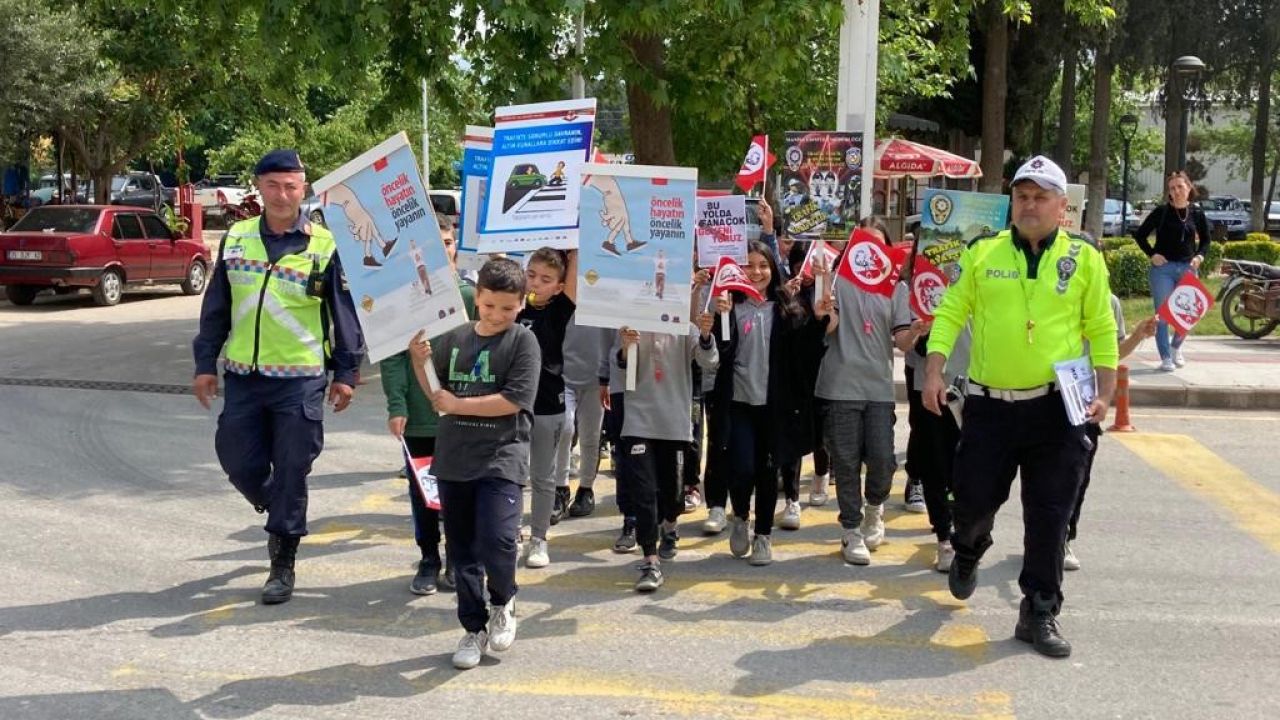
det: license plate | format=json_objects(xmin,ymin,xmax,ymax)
[{"xmin": 6, "ymin": 250, "xmax": 42, "ymax": 261}]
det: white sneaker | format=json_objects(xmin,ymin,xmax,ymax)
[
  {"xmin": 1159, "ymin": 359, "xmax": 1176, "ymax": 372},
  {"xmin": 524, "ymin": 537, "xmax": 549, "ymax": 568},
  {"xmin": 936, "ymin": 539, "xmax": 955, "ymax": 573},
  {"xmin": 729, "ymin": 516, "xmax": 751, "ymax": 558},
  {"xmin": 841, "ymin": 529, "xmax": 870, "ymax": 565},
  {"xmin": 1173, "ymin": 347, "xmax": 1186, "ymax": 367},
  {"xmin": 452, "ymin": 630, "xmax": 489, "ymax": 669},
  {"xmin": 779, "ymin": 500, "xmax": 802, "ymax": 530},
  {"xmin": 487, "ymin": 598, "xmax": 517, "ymax": 651},
  {"xmin": 1064, "ymin": 542, "xmax": 1080, "ymax": 571},
  {"xmin": 748, "ymin": 534, "xmax": 773, "ymax": 566},
  {"xmin": 809, "ymin": 474, "xmax": 830, "ymax": 506},
  {"xmin": 702, "ymin": 506, "xmax": 727, "ymax": 535},
  {"xmin": 860, "ymin": 504, "xmax": 885, "ymax": 549}
]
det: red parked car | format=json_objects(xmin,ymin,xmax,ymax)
[{"xmin": 0, "ymin": 205, "xmax": 209, "ymax": 306}]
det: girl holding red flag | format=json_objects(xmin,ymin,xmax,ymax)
[
  {"xmin": 815, "ymin": 218, "xmax": 916, "ymax": 566},
  {"xmin": 709, "ymin": 241, "xmax": 825, "ymax": 565}
]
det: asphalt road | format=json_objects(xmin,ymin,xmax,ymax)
[{"xmin": 1, "ymin": 291, "xmax": 1277, "ymax": 719}]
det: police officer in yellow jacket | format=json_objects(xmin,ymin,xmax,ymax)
[
  {"xmin": 192, "ymin": 149, "xmax": 365, "ymax": 605},
  {"xmin": 923, "ymin": 156, "xmax": 1117, "ymax": 658}
]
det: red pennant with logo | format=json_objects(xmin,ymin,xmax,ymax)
[
  {"xmin": 709, "ymin": 255, "xmax": 765, "ymax": 302},
  {"xmin": 734, "ymin": 135, "xmax": 776, "ymax": 194},
  {"xmin": 1158, "ymin": 272, "xmax": 1214, "ymax": 337},
  {"xmin": 799, "ymin": 240, "xmax": 842, "ymax": 279},
  {"xmin": 837, "ymin": 229, "xmax": 904, "ymax": 298},
  {"xmin": 909, "ymin": 254, "xmax": 950, "ymax": 320}
]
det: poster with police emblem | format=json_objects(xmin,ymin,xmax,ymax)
[
  {"xmin": 914, "ymin": 188, "xmax": 1010, "ymax": 286},
  {"xmin": 778, "ymin": 131, "xmax": 862, "ymax": 242},
  {"xmin": 312, "ymin": 132, "xmax": 469, "ymax": 364},
  {"xmin": 574, "ymin": 163, "xmax": 697, "ymax": 334}
]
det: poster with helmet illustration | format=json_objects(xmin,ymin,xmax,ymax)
[
  {"xmin": 778, "ymin": 131, "xmax": 862, "ymax": 242},
  {"xmin": 911, "ymin": 189, "xmax": 1010, "ymax": 318}
]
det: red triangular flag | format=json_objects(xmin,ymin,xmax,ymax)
[
  {"xmin": 908, "ymin": 254, "xmax": 950, "ymax": 320},
  {"xmin": 734, "ymin": 135, "xmax": 775, "ymax": 194},
  {"xmin": 799, "ymin": 240, "xmax": 842, "ymax": 279},
  {"xmin": 837, "ymin": 229, "xmax": 901, "ymax": 298},
  {"xmin": 400, "ymin": 438, "xmax": 441, "ymax": 510},
  {"xmin": 1158, "ymin": 272, "xmax": 1214, "ymax": 337},
  {"xmin": 709, "ymin": 255, "xmax": 764, "ymax": 302}
]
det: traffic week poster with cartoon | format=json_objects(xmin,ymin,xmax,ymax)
[
  {"xmin": 575, "ymin": 163, "xmax": 698, "ymax": 334},
  {"xmin": 456, "ymin": 125, "xmax": 492, "ymax": 274},
  {"xmin": 312, "ymin": 132, "xmax": 468, "ymax": 363},
  {"xmin": 478, "ymin": 98, "xmax": 597, "ymax": 253},
  {"xmin": 779, "ymin": 131, "xmax": 863, "ymax": 242},
  {"xmin": 912, "ymin": 188, "xmax": 1010, "ymax": 317}
]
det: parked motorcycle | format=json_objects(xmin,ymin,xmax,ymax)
[
  {"xmin": 220, "ymin": 191, "xmax": 261, "ymax": 223},
  {"xmin": 1217, "ymin": 258, "xmax": 1280, "ymax": 339}
]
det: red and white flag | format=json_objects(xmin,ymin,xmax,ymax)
[
  {"xmin": 908, "ymin": 254, "xmax": 949, "ymax": 320},
  {"xmin": 734, "ymin": 135, "xmax": 776, "ymax": 194},
  {"xmin": 799, "ymin": 240, "xmax": 841, "ymax": 279},
  {"xmin": 708, "ymin": 255, "xmax": 765, "ymax": 302},
  {"xmin": 400, "ymin": 438, "xmax": 441, "ymax": 510},
  {"xmin": 837, "ymin": 229, "xmax": 905, "ymax": 298},
  {"xmin": 1158, "ymin": 272, "xmax": 1214, "ymax": 336}
]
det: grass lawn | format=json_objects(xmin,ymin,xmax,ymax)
[{"xmin": 1116, "ymin": 275, "xmax": 1227, "ymax": 337}]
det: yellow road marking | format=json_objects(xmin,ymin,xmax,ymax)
[
  {"xmin": 462, "ymin": 671, "xmax": 1015, "ymax": 720},
  {"xmin": 1129, "ymin": 412, "xmax": 1280, "ymax": 422},
  {"xmin": 1115, "ymin": 433, "xmax": 1280, "ymax": 553}
]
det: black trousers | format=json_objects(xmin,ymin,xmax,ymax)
[
  {"xmin": 402, "ymin": 435, "xmax": 443, "ymax": 557},
  {"xmin": 604, "ymin": 392, "xmax": 632, "ymax": 518},
  {"xmin": 438, "ymin": 477, "xmax": 521, "ymax": 633},
  {"xmin": 682, "ymin": 389, "xmax": 705, "ymax": 488},
  {"xmin": 906, "ymin": 378, "xmax": 961, "ymax": 541},
  {"xmin": 728, "ymin": 402, "xmax": 779, "ymax": 536},
  {"xmin": 951, "ymin": 393, "xmax": 1091, "ymax": 608},
  {"xmin": 622, "ymin": 437, "xmax": 683, "ymax": 556},
  {"xmin": 1068, "ymin": 423, "xmax": 1104, "ymax": 541},
  {"xmin": 702, "ymin": 395, "xmax": 730, "ymax": 509}
]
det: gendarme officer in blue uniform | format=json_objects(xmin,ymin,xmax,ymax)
[
  {"xmin": 193, "ymin": 149, "xmax": 365, "ymax": 605},
  {"xmin": 923, "ymin": 156, "xmax": 1118, "ymax": 658}
]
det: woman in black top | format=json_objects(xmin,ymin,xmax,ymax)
[{"xmin": 1132, "ymin": 171, "xmax": 1211, "ymax": 370}]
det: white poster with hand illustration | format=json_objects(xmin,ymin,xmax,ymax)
[
  {"xmin": 312, "ymin": 132, "xmax": 468, "ymax": 363},
  {"xmin": 575, "ymin": 163, "xmax": 697, "ymax": 334},
  {"xmin": 478, "ymin": 98, "xmax": 597, "ymax": 252}
]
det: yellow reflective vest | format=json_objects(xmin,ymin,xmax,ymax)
[
  {"xmin": 222, "ymin": 218, "xmax": 336, "ymax": 378},
  {"xmin": 927, "ymin": 227, "xmax": 1118, "ymax": 389}
]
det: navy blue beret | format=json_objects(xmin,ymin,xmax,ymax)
[{"xmin": 254, "ymin": 149, "xmax": 305, "ymax": 175}]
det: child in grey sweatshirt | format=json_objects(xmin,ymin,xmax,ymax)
[{"xmin": 616, "ymin": 316, "xmax": 717, "ymax": 592}]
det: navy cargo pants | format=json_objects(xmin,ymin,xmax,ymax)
[{"xmin": 215, "ymin": 372, "xmax": 326, "ymax": 538}]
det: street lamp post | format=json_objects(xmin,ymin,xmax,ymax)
[
  {"xmin": 1119, "ymin": 113, "xmax": 1139, "ymax": 235},
  {"xmin": 1172, "ymin": 55, "xmax": 1205, "ymax": 171}
]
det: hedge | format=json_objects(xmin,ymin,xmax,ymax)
[
  {"xmin": 1223, "ymin": 239, "xmax": 1279, "ymax": 265},
  {"xmin": 1103, "ymin": 241, "xmax": 1225, "ymax": 297}
]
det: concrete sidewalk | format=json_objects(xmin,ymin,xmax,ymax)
[{"xmin": 893, "ymin": 336, "xmax": 1280, "ymax": 410}]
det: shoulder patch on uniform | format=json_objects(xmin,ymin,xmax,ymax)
[
  {"xmin": 966, "ymin": 232, "xmax": 1002, "ymax": 249},
  {"xmin": 1066, "ymin": 231, "xmax": 1100, "ymax": 251}
]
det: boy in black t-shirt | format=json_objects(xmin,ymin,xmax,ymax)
[
  {"xmin": 410, "ymin": 258, "xmax": 541, "ymax": 670},
  {"xmin": 516, "ymin": 247, "xmax": 578, "ymax": 568}
]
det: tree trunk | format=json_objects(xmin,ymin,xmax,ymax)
[
  {"xmin": 978, "ymin": 0, "xmax": 1008, "ymax": 193},
  {"xmin": 622, "ymin": 32, "xmax": 676, "ymax": 167},
  {"xmin": 1032, "ymin": 105, "xmax": 1045, "ymax": 154},
  {"xmin": 1055, "ymin": 49, "xmax": 1077, "ymax": 178},
  {"xmin": 1249, "ymin": 15, "xmax": 1278, "ymax": 231},
  {"xmin": 1084, "ymin": 49, "xmax": 1113, "ymax": 241}
]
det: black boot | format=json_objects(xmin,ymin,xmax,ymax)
[
  {"xmin": 439, "ymin": 548, "xmax": 456, "ymax": 592},
  {"xmin": 262, "ymin": 534, "xmax": 298, "ymax": 605},
  {"xmin": 410, "ymin": 546, "xmax": 441, "ymax": 596},
  {"xmin": 550, "ymin": 486, "xmax": 572, "ymax": 525},
  {"xmin": 948, "ymin": 552, "xmax": 979, "ymax": 600},
  {"xmin": 1015, "ymin": 594, "xmax": 1072, "ymax": 658},
  {"xmin": 569, "ymin": 487, "xmax": 596, "ymax": 518}
]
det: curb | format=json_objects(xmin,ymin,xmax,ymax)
[{"xmin": 893, "ymin": 382, "xmax": 1280, "ymax": 411}]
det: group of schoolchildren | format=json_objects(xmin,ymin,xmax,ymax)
[{"xmin": 384, "ymin": 203, "xmax": 1156, "ymax": 670}]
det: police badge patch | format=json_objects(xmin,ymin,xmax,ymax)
[{"xmin": 1055, "ymin": 256, "xmax": 1077, "ymax": 294}]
